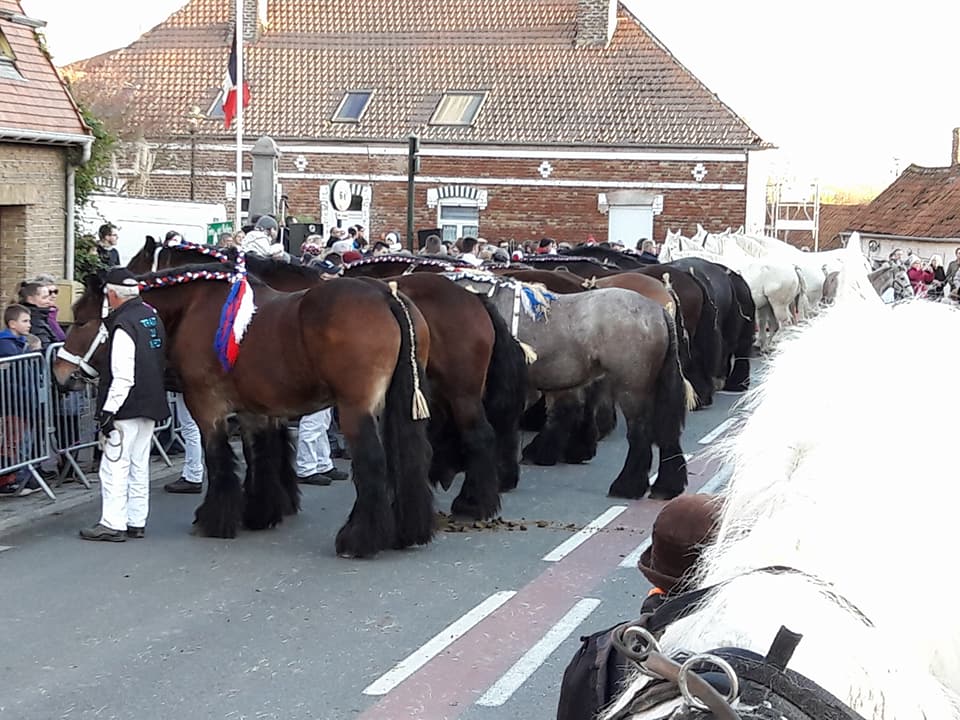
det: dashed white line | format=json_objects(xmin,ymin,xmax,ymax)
[
  {"xmin": 619, "ymin": 537, "xmax": 652, "ymax": 568},
  {"xmin": 542, "ymin": 506, "xmax": 628, "ymax": 562},
  {"xmin": 475, "ymin": 598, "xmax": 602, "ymax": 707},
  {"xmin": 697, "ymin": 417, "xmax": 736, "ymax": 445},
  {"xmin": 362, "ymin": 590, "xmax": 516, "ymax": 696},
  {"xmin": 0, "ymin": 545, "xmax": 12, "ymax": 553}
]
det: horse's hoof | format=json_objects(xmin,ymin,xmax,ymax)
[
  {"xmin": 335, "ymin": 523, "xmax": 380, "ymax": 559},
  {"xmin": 451, "ymin": 494, "xmax": 500, "ymax": 521},
  {"xmin": 607, "ymin": 480, "xmax": 649, "ymax": 500}
]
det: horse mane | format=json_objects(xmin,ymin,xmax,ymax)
[
  {"xmin": 242, "ymin": 254, "xmax": 327, "ymax": 282},
  {"xmin": 610, "ymin": 284, "xmax": 960, "ymax": 718},
  {"xmin": 525, "ymin": 254, "xmax": 611, "ymax": 267}
]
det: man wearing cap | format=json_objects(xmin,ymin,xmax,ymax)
[
  {"xmin": 79, "ymin": 268, "xmax": 169, "ymax": 542},
  {"xmin": 241, "ymin": 215, "xmax": 288, "ymax": 261}
]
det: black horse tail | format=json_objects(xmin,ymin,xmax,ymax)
[
  {"xmin": 382, "ymin": 288, "xmax": 435, "ymax": 549},
  {"xmin": 724, "ymin": 269, "xmax": 756, "ymax": 392},
  {"xmin": 650, "ymin": 307, "xmax": 689, "ymax": 498},
  {"xmin": 479, "ymin": 297, "xmax": 528, "ymax": 492},
  {"xmin": 688, "ymin": 271, "xmax": 722, "ymax": 404},
  {"xmin": 661, "ymin": 273, "xmax": 695, "ymax": 399}
]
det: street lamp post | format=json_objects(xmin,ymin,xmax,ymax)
[{"xmin": 186, "ymin": 106, "xmax": 204, "ymax": 201}]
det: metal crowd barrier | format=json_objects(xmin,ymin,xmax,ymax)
[
  {"xmin": 0, "ymin": 351, "xmax": 56, "ymax": 500},
  {"xmin": 45, "ymin": 343, "xmax": 97, "ymax": 491}
]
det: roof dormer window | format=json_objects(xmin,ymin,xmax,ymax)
[
  {"xmin": 332, "ymin": 90, "xmax": 373, "ymax": 123},
  {"xmin": 0, "ymin": 29, "xmax": 23, "ymax": 81},
  {"xmin": 430, "ymin": 92, "xmax": 486, "ymax": 126}
]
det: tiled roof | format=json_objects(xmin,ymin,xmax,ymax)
[
  {"xmin": 64, "ymin": 0, "xmax": 765, "ymax": 148},
  {"xmin": 0, "ymin": 0, "xmax": 87, "ymax": 138},
  {"xmin": 850, "ymin": 164, "xmax": 960, "ymax": 239}
]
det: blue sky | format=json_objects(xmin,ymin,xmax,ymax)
[{"xmin": 20, "ymin": 0, "xmax": 960, "ymax": 191}]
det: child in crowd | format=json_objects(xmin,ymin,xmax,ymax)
[{"xmin": 0, "ymin": 305, "xmax": 41, "ymax": 496}]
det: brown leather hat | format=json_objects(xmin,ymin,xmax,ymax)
[{"xmin": 638, "ymin": 494, "xmax": 722, "ymax": 593}]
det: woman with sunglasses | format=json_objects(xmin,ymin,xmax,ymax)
[{"xmin": 27, "ymin": 274, "xmax": 65, "ymax": 342}]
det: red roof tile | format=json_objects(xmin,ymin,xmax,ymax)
[
  {"xmin": 850, "ymin": 164, "xmax": 960, "ymax": 239},
  {"xmin": 64, "ymin": 0, "xmax": 765, "ymax": 148},
  {"xmin": 0, "ymin": 0, "xmax": 88, "ymax": 138}
]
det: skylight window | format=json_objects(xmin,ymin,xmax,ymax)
[
  {"xmin": 0, "ymin": 29, "xmax": 23, "ymax": 81},
  {"xmin": 332, "ymin": 91, "xmax": 373, "ymax": 123},
  {"xmin": 430, "ymin": 92, "xmax": 486, "ymax": 126}
]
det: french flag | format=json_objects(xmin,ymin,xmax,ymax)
[{"xmin": 221, "ymin": 34, "xmax": 250, "ymax": 129}]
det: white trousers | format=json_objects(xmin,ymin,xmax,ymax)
[
  {"xmin": 174, "ymin": 393, "xmax": 204, "ymax": 483},
  {"xmin": 295, "ymin": 408, "xmax": 333, "ymax": 476},
  {"xmin": 99, "ymin": 417, "xmax": 156, "ymax": 531}
]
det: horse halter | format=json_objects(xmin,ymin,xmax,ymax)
[
  {"xmin": 55, "ymin": 295, "xmax": 111, "ymax": 379},
  {"xmin": 57, "ymin": 322, "xmax": 109, "ymax": 379}
]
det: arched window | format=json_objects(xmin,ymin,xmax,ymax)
[{"xmin": 427, "ymin": 185, "xmax": 488, "ymax": 243}]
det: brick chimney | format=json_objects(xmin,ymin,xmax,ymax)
[
  {"xmin": 575, "ymin": 0, "xmax": 618, "ymax": 47},
  {"xmin": 242, "ymin": 0, "xmax": 268, "ymax": 42},
  {"xmin": 953, "ymin": 127, "xmax": 960, "ymax": 166}
]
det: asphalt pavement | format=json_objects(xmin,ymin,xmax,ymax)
[{"xmin": 0, "ymin": 391, "xmax": 744, "ymax": 720}]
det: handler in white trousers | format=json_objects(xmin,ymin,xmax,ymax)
[
  {"xmin": 78, "ymin": 268, "xmax": 169, "ymax": 542},
  {"xmin": 295, "ymin": 408, "xmax": 348, "ymax": 485},
  {"xmin": 163, "ymin": 393, "xmax": 205, "ymax": 493}
]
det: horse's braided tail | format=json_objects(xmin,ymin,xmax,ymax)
[{"xmin": 388, "ymin": 281, "xmax": 430, "ymax": 420}]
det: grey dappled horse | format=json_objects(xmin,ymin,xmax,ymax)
[{"xmin": 447, "ymin": 271, "xmax": 692, "ymax": 500}]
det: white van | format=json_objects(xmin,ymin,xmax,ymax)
[{"xmin": 79, "ymin": 195, "xmax": 230, "ymax": 265}]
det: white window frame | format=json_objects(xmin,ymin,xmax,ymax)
[
  {"xmin": 437, "ymin": 199, "xmax": 480, "ymax": 243},
  {"xmin": 429, "ymin": 91, "xmax": 487, "ymax": 127},
  {"xmin": 332, "ymin": 90, "xmax": 374, "ymax": 123}
]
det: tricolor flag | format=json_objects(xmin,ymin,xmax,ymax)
[{"xmin": 221, "ymin": 34, "xmax": 250, "ymax": 129}]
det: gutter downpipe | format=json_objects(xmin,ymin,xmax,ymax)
[{"xmin": 63, "ymin": 137, "xmax": 93, "ymax": 282}]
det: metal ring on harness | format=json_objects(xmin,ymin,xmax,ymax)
[
  {"xmin": 678, "ymin": 653, "xmax": 740, "ymax": 712},
  {"xmin": 619, "ymin": 625, "xmax": 665, "ymax": 678}
]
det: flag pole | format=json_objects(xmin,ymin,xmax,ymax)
[{"xmin": 234, "ymin": 0, "xmax": 244, "ymax": 232}]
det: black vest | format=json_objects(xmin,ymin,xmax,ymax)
[{"xmin": 97, "ymin": 297, "xmax": 170, "ymax": 422}]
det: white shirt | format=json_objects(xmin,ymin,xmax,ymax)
[
  {"xmin": 241, "ymin": 230, "xmax": 287, "ymax": 259},
  {"xmin": 461, "ymin": 252, "xmax": 483, "ymax": 267},
  {"xmin": 102, "ymin": 328, "xmax": 135, "ymax": 414}
]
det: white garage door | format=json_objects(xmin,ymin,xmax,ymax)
[{"xmin": 608, "ymin": 205, "xmax": 654, "ymax": 249}]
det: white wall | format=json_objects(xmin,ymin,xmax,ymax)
[{"xmin": 80, "ymin": 195, "xmax": 228, "ymax": 264}]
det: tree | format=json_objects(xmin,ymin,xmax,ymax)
[{"xmin": 70, "ymin": 101, "xmax": 117, "ymax": 279}]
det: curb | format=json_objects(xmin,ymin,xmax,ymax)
[{"xmin": 0, "ymin": 462, "xmax": 183, "ymax": 539}]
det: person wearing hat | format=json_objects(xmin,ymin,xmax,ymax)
[
  {"xmin": 240, "ymin": 215, "xmax": 288, "ymax": 261},
  {"xmin": 536, "ymin": 238, "xmax": 558, "ymax": 255},
  {"xmin": 78, "ymin": 268, "xmax": 169, "ymax": 542},
  {"xmin": 637, "ymin": 493, "xmax": 722, "ymax": 612}
]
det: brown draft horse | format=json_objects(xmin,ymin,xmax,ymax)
[
  {"xmin": 128, "ymin": 240, "xmax": 529, "ymax": 517},
  {"xmin": 53, "ymin": 265, "xmax": 434, "ymax": 559}
]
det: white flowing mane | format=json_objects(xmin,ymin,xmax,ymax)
[{"xmin": 610, "ymin": 239, "xmax": 960, "ymax": 720}]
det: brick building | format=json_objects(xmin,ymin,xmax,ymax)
[
  {"xmin": 64, "ymin": 0, "xmax": 767, "ymax": 249},
  {"xmin": 0, "ymin": 0, "xmax": 91, "ymax": 301},
  {"xmin": 837, "ymin": 130, "xmax": 960, "ymax": 263}
]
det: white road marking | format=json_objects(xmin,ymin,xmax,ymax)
[
  {"xmin": 618, "ymin": 462, "xmax": 732, "ymax": 569},
  {"xmin": 697, "ymin": 417, "xmax": 736, "ymax": 445},
  {"xmin": 697, "ymin": 465, "xmax": 733, "ymax": 495},
  {"xmin": 475, "ymin": 598, "xmax": 602, "ymax": 707},
  {"xmin": 542, "ymin": 506, "xmax": 628, "ymax": 562},
  {"xmin": 619, "ymin": 537, "xmax": 652, "ymax": 568},
  {"xmin": 0, "ymin": 546, "xmax": 12, "ymax": 553},
  {"xmin": 362, "ymin": 590, "xmax": 516, "ymax": 696}
]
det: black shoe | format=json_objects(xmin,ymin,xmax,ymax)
[
  {"xmin": 297, "ymin": 472, "xmax": 332, "ymax": 486},
  {"xmin": 126, "ymin": 526, "xmax": 145, "ymax": 539},
  {"xmin": 79, "ymin": 523, "xmax": 126, "ymax": 542},
  {"xmin": 320, "ymin": 467, "xmax": 349, "ymax": 482},
  {"xmin": 0, "ymin": 482, "xmax": 22, "ymax": 496},
  {"xmin": 164, "ymin": 477, "xmax": 202, "ymax": 494}
]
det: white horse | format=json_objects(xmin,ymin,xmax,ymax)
[
  {"xmin": 661, "ymin": 231, "xmax": 802, "ymax": 352},
  {"xmin": 606, "ymin": 238, "xmax": 960, "ymax": 720}
]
